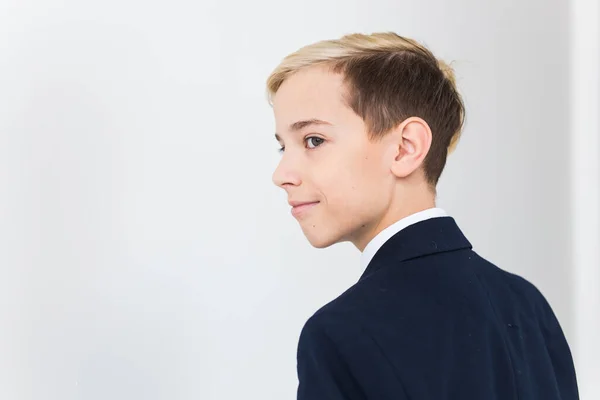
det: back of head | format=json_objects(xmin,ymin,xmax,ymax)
[{"xmin": 267, "ymin": 32, "xmax": 465, "ymax": 186}]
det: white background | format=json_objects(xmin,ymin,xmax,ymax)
[{"xmin": 0, "ymin": 0, "xmax": 598, "ymax": 399}]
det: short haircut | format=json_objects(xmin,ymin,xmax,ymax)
[{"xmin": 267, "ymin": 32, "xmax": 465, "ymax": 186}]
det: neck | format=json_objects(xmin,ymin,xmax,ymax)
[{"xmin": 351, "ymin": 184, "xmax": 436, "ymax": 251}]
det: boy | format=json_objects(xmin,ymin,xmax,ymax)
[{"xmin": 267, "ymin": 32, "xmax": 578, "ymax": 399}]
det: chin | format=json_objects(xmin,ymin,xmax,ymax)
[
  {"xmin": 308, "ymin": 239, "xmax": 336, "ymax": 249},
  {"xmin": 302, "ymin": 229, "xmax": 342, "ymax": 249}
]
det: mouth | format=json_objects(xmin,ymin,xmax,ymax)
[{"xmin": 290, "ymin": 201, "xmax": 320, "ymax": 218}]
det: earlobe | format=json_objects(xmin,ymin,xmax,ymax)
[{"xmin": 390, "ymin": 117, "xmax": 432, "ymax": 178}]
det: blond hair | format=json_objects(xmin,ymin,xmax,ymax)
[{"xmin": 266, "ymin": 32, "xmax": 465, "ymax": 186}]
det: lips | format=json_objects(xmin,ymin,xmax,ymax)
[{"xmin": 289, "ymin": 201, "xmax": 319, "ymax": 218}]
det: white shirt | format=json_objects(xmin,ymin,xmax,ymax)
[{"xmin": 360, "ymin": 208, "xmax": 448, "ymax": 270}]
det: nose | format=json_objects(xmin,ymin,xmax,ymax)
[{"xmin": 272, "ymin": 154, "xmax": 302, "ymax": 188}]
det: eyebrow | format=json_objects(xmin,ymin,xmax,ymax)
[{"xmin": 275, "ymin": 119, "xmax": 332, "ymax": 141}]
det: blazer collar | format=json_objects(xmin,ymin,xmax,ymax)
[{"xmin": 359, "ymin": 217, "xmax": 472, "ymax": 282}]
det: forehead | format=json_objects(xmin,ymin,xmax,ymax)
[{"xmin": 272, "ymin": 66, "xmax": 351, "ymax": 130}]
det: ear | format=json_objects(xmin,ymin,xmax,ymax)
[{"xmin": 389, "ymin": 117, "xmax": 432, "ymax": 178}]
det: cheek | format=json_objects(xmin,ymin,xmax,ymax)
[{"xmin": 320, "ymin": 153, "xmax": 389, "ymax": 214}]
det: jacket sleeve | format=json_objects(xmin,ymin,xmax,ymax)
[
  {"xmin": 537, "ymin": 294, "xmax": 579, "ymax": 400},
  {"xmin": 296, "ymin": 311, "xmax": 409, "ymax": 400}
]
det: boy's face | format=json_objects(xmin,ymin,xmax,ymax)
[{"xmin": 272, "ymin": 66, "xmax": 396, "ymax": 249}]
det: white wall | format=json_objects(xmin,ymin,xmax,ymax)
[
  {"xmin": 0, "ymin": 0, "xmax": 596, "ymax": 399},
  {"xmin": 570, "ymin": 0, "xmax": 600, "ymax": 398}
]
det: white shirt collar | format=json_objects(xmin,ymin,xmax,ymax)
[{"xmin": 360, "ymin": 208, "xmax": 448, "ymax": 270}]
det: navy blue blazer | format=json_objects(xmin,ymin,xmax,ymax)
[{"xmin": 296, "ymin": 217, "xmax": 578, "ymax": 399}]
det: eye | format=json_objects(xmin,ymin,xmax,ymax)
[
  {"xmin": 306, "ymin": 137, "xmax": 325, "ymax": 149},
  {"xmin": 278, "ymin": 145, "xmax": 285, "ymax": 153}
]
